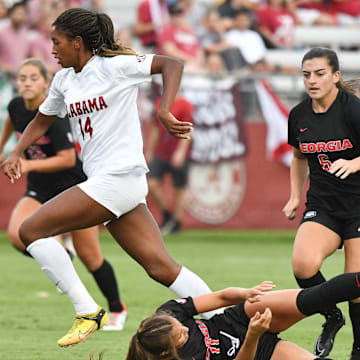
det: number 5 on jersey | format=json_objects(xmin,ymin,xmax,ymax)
[
  {"xmin": 318, "ymin": 154, "xmax": 331, "ymax": 172},
  {"xmin": 79, "ymin": 117, "xmax": 93, "ymax": 139}
]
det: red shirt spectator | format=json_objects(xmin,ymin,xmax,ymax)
[
  {"xmin": 329, "ymin": 0, "xmax": 360, "ymax": 17},
  {"xmin": 257, "ymin": 0, "xmax": 297, "ymax": 48},
  {"xmin": 135, "ymin": 0, "xmax": 169, "ymax": 48},
  {"xmin": 157, "ymin": 23, "xmax": 201, "ymax": 58},
  {"xmin": 0, "ymin": 2, "xmax": 31, "ymax": 74}
]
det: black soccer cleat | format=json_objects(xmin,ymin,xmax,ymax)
[
  {"xmin": 350, "ymin": 347, "xmax": 360, "ymax": 360},
  {"xmin": 313, "ymin": 308, "xmax": 345, "ymax": 357}
]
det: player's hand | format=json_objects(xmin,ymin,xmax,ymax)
[
  {"xmin": 247, "ymin": 308, "xmax": 272, "ymax": 337},
  {"xmin": 158, "ymin": 110, "xmax": 192, "ymax": 139},
  {"xmin": 1, "ymin": 151, "xmax": 22, "ymax": 183},
  {"xmin": 282, "ymin": 198, "xmax": 300, "ymax": 220},
  {"xmin": 329, "ymin": 158, "xmax": 360, "ymax": 179},
  {"xmin": 245, "ymin": 281, "xmax": 275, "ymax": 303}
]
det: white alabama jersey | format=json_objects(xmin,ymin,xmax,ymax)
[{"xmin": 39, "ymin": 54, "xmax": 154, "ymax": 177}]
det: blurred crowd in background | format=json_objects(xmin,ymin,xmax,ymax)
[{"xmin": 1, "ymin": 0, "xmax": 360, "ymax": 80}]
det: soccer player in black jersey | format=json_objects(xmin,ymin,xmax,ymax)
[
  {"xmin": 127, "ymin": 272, "xmax": 360, "ymax": 360},
  {"xmin": 282, "ymin": 47, "xmax": 360, "ymax": 359},
  {"xmin": 0, "ymin": 58, "xmax": 127, "ymax": 331}
]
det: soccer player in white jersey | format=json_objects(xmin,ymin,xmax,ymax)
[{"xmin": 1, "ymin": 8, "xmax": 216, "ymax": 347}]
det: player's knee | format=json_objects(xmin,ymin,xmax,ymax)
[
  {"xmin": 145, "ymin": 260, "xmax": 179, "ymax": 286},
  {"xmin": 18, "ymin": 218, "xmax": 36, "ymax": 247},
  {"xmin": 292, "ymin": 254, "xmax": 322, "ymax": 278},
  {"xmin": 8, "ymin": 233, "xmax": 25, "ymax": 252}
]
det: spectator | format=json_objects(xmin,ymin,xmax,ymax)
[
  {"xmin": 218, "ymin": 0, "xmax": 257, "ymax": 29},
  {"xmin": 26, "ymin": 0, "xmax": 52, "ymax": 28},
  {"xmin": 182, "ymin": 0, "xmax": 210, "ymax": 36},
  {"xmin": 257, "ymin": 0, "xmax": 298, "ymax": 49},
  {"xmin": 293, "ymin": 0, "xmax": 337, "ymax": 25},
  {"xmin": 31, "ymin": 13, "xmax": 61, "ymax": 75},
  {"xmin": 200, "ymin": 8, "xmax": 247, "ymax": 71},
  {"xmin": 146, "ymin": 93, "xmax": 193, "ymax": 235},
  {"xmin": 224, "ymin": 8, "xmax": 267, "ymax": 69},
  {"xmin": 157, "ymin": 0, "xmax": 204, "ymax": 73},
  {"xmin": 225, "ymin": 8, "xmax": 298, "ymax": 72},
  {"xmin": 328, "ymin": 0, "xmax": 360, "ymax": 26},
  {"xmin": 0, "ymin": 1, "xmax": 32, "ymax": 76},
  {"xmin": 134, "ymin": 0, "xmax": 169, "ymax": 50},
  {"xmin": 206, "ymin": 52, "xmax": 226, "ymax": 74}
]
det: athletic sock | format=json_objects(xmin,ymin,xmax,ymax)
[
  {"xmin": 295, "ymin": 271, "xmax": 339, "ymax": 316},
  {"xmin": 295, "ymin": 271, "xmax": 326, "ymax": 288},
  {"xmin": 169, "ymin": 266, "xmax": 219, "ymax": 319},
  {"xmin": 27, "ymin": 237, "xmax": 98, "ymax": 315},
  {"xmin": 349, "ymin": 301, "xmax": 360, "ymax": 350},
  {"xmin": 91, "ymin": 259, "xmax": 123, "ymax": 312},
  {"xmin": 296, "ymin": 272, "xmax": 360, "ymax": 316}
]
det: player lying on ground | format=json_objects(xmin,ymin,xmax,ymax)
[{"xmin": 127, "ymin": 272, "xmax": 360, "ymax": 360}]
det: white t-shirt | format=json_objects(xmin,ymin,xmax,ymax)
[
  {"xmin": 39, "ymin": 54, "xmax": 154, "ymax": 177},
  {"xmin": 225, "ymin": 29, "xmax": 266, "ymax": 64}
]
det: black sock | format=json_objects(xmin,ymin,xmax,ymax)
[
  {"xmin": 296, "ymin": 272, "xmax": 360, "ymax": 316},
  {"xmin": 295, "ymin": 271, "xmax": 326, "ymax": 288},
  {"xmin": 91, "ymin": 259, "xmax": 123, "ymax": 313},
  {"xmin": 295, "ymin": 271, "xmax": 339, "ymax": 316},
  {"xmin": 349, "ymin": 302, "xmax": 360, "ymax": 350}
]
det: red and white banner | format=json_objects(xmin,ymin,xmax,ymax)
[{"xmin": 255, "ymin": 80, "xmax": 292, "ymax": 167}]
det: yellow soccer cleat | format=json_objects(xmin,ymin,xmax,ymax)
[{"xmin": 57, "ymin": 306, "xmax": 108, "ymax": 347}]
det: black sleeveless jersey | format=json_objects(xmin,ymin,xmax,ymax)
[
  {"xmin": 8, "ymin": 97, "xmax": 86, "ymax": 194},
  {"xmin": 157, "ymin": 297, "xmax": 279, "ymax": 360},
  {"xmin": 288, "ymin": 90, "xmax": 360, "ymax": 218}
]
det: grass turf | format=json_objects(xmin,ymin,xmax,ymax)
[{"xmin": 0, "ymin": 229, "xmax": 350, "ymax": 360}]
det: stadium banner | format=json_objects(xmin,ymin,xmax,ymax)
[{"xmin": 181, "ymin": 77, "xmax": 247, "ymax": 224}]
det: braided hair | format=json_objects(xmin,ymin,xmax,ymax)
[
  {"xmin": 126, "ymin": 312, "xmax": 181, "ymax": 360},
  {"xmin": 53, "ymin": 8, "xmax": 137, "ymax": 57}
]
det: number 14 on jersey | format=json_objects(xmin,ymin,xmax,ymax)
[{"xmin": 79, "ymin": 117, "xmax": 93, "ymax": 139}]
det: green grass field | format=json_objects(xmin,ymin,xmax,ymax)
[{"xmin": 0, "ymin": 230, "xmax": 350, "ymax": 360}]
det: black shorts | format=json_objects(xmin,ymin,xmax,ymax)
[
  {"xmin": 225, "ymin": 304, "xmax": 281, "ymax": 360},
  {"xmin": 300, "ymin": 208, "xmax": 360, "ymax": 242},
  {"xmin": 148, "ymin": 156, "xmax": 190, "ymax": 188},
  {"xmin": 25, "ymin": 185, "xmax": 64, "ymax": 204}
]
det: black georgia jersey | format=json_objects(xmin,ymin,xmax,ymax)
[
  {"xmin": 288, "ymin": 90, "xmax": 360, "ymax": 217},
  {"xmin": 157, "ymin": 297, "xmax": 249, "ymax": 360},
  {"xmin": 8, "ymin": 97, "xmax": 86, "ymax": 192}
]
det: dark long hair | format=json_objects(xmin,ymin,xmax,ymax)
[
  {"xmin": 301, "ymin": 47, "xmax": 353, "ymax": 92},
  {"xmin": 126, "ymin": 313, "xmax": 181, "ymax": 360},
  {"xmin": 53, "ymin": 8, "xmax": 137, "ymax": 57}
]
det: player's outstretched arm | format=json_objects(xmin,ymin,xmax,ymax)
[
  {"xmin": 150, "ymin": 55, "xmax": 192, "ymax": 139},
  {"xmin": 2, "ymin": 112, "xmax": 55, "ymax": 182},
  {"xmin": 193, "ymin": 282, "xmax": 275, "ymax": 314}
]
